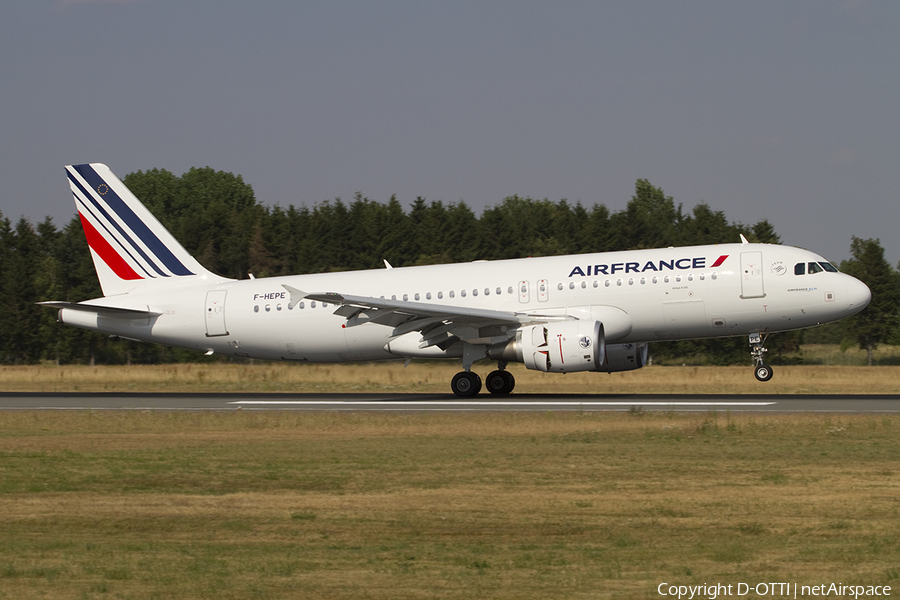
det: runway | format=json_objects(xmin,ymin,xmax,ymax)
[{"xmin": 2, "ymin": 392, "xmax": 900, "ymax": 412}]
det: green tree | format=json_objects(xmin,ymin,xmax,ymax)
[
  {"xmin": 611, "ymin": 179, "xmax": 683, "ymax": 249},
  {"xmin": 840, "ymin": 237, "xmax": 899, "ymax": 365}
]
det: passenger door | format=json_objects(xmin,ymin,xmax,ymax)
[
  {"xmin": 740, "ymin": 252, "xmax": 765, "ymax": 299},
  {"xmin": 204, "ymin": 290, "xmax": 229, "ymax": 337}
]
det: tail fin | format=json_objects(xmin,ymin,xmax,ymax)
[{"xmin": 66, "ymin": 163, "xmax": 224, "ymax": 296}]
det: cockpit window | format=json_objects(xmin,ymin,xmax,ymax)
[{"xmin": 796, "ymin": 261, "xmax": 838, "ymax": 276}]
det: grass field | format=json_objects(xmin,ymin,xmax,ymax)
[
  {"xmin": 1, "ymin": 411, "xmax": 899, "ymax": 599},
  {"xmin": 2, "ymin": 360, "xmax": 900, "ymax": 394},
  {"xmin": 1, "ymin": 357, "xmax": 898, "ymax": 598}
]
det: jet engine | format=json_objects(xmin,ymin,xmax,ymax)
[{"xmin": 489, "ymin": 320, "xmax": 605, "ymax": 373}]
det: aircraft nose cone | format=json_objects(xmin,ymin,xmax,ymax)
[{"xmin": 846, "ymin": 276, "xmax": 871, "ymax": 315}]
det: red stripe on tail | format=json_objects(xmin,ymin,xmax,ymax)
[{"xmin": 79, "ymin": 214, "xmax": 143, "ymax": 281}]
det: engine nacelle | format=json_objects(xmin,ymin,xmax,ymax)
[
  {"xmin": 493, "ymin": 320, "xmax": 605, "ymax": 373},
  {"xmin": 597, "ymin": 342, "xmax": 649, "ymax": 372}
]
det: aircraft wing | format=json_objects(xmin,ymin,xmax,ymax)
[{"xmin": 283, "ymin": 285, "xmax": 571, "ymax": 347}]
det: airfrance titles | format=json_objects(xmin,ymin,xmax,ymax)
[{"xmin": 568, "ymin": 255, "xmax": 729, "ymax": 278}]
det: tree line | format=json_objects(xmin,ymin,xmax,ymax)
[{"xmin": 1, "ymin": 167, "xmax": 897, "ymax": 365}]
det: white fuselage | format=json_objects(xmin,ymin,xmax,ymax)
[{"xmin": 61, "ymin": 242, "xmax": 871, "ymax": 363}]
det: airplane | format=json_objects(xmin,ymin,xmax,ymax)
[{"xmin": 41, "ymin": 163, "xmax": 872, "ymax": 396}]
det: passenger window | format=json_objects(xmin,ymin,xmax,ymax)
[
  {"xmin": 569, "ymin": 282, "xmax": 575, "ymax": 290},
  {"xmin": 461, "ymin": 290, "xmax": 466, "ymax": 297},
  {"xmin": 484, "ymin": 288, "xmax": 490, "ymax": 296},
  {"xmin": 254, "ymin": 305, "xmax": 259, "ymax": 313},
  {"xmin": 403, "ymin": 294, "xmax": 409, "ymax": 301},
  {"xmin": 795, "ymin": 263, "xmax": 805, "ymax": 275},
  {"xmin": 449, "ymin": 291, "xmax": 455, "ymax": 298},
  {"xmin": 808, "ymin": 262, "xmax": 824, "ymax": 274},
  {"xmin": 426, "ymin": 292, "xmax": 431, "ymax": 300},
  {"xmin": 496, "ymin": 287, "xmax": 502, "ymax": 295},
  {"xmin": 472, "ymin": 289, "xmax": 478, "ymax": 296},
  {"xmin": 438, "ymin": 291, "xmax": 443, "ymax": 299},
  {"xmin": 507, "ymin": 286, "xmax": 513, "ymax": 294},
  {"xmin": 414, "ymin": 293, "xmax": 420, "ymax": 301}
]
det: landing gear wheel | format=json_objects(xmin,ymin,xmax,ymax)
[
  {"xmin": 451, "ymin": 371, "xmax": 482, "ymax": 397},
  {"xmin": 486, "ymin": 370, "xmax": 516, "ymax": 395},
  {"xmin": 754, "ymin": 364, "xmax": 773, "ymax": 382}
]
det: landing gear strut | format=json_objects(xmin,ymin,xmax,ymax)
[{"xmin": 750, "ymin": 332, "xmax": 773, "ymax": 382}]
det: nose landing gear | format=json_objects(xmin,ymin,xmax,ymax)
[{"xmin": 750, "ymin": 332, "xmax": 773, "ymax": 382}]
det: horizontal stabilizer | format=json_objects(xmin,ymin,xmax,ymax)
[{"xmin": 37, "ymin": 301, "xmax": 161, "ymax": 319}]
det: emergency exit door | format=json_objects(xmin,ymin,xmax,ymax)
[{"xmin": 205, "ymin": 290, "xmax": 229, "ymax": 337}]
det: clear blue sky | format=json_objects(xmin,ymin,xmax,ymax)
[{"xmin": 2, "ymin": 1, "xmax": 898, "ymax": 266}]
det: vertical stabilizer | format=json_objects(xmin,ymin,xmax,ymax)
[{"xmin": 66, "ymin": 163, "xmax": 225, "ymax": 296}]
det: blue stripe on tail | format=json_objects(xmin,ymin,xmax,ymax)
[{"xmin": 71, "ymin": 164, "xmax": 195, "ymax": 277}]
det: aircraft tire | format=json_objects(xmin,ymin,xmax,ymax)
[
  {"xmin": 486, "ymin": 370, "xmax": 515, "ymax": 395},
  {"xmin": 451, "ymin": 371, "xmax": 482, "ymax": 397},
  {"xmin": 754, "ymin": 364, "xmax": 774, "ymax": 382}
]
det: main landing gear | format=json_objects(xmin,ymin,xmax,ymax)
[
  {"xmin": 485, "ymin": 367, "xmax": 515, "ymax": 396},
  {"xmin": 450, "ymin": 367, "xmax": 516, "ymax": 397},
  {"xmin": 451, "ymin": 345, "xmax": 517, "ymax": 397},
  {"xmin": 750, "ymin": 332, "xmax": 773, "ymax": 382},
  {"xmin": 450, "ymin": 371, "xmax": 482, "ymax": 397}
]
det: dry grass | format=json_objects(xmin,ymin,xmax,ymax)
[
  {"xmin": 2, "ymin": 361, "xmax": 900, "ymax": 394},
  {"xmin": 1, "ymin": 411, "xmax": 899, "ymax": 599}
]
